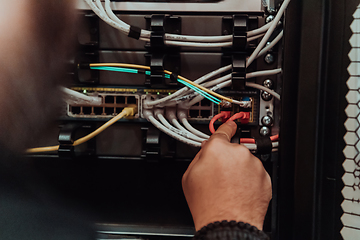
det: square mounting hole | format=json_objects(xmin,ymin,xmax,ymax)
[
  {"xmin": 82, "ymin": 107, "xmax": 91, "ymax": 115},
  {"xmin": 71, "ymin": 106, "xmax": 80, "ymax": 114},
  {"xmin": 189, "ymin": 110, "xmax": 199, "ymax": 118},
  {"xmin": 127, "ymin": 96, "xmax": 137, "ymax": 104},
  {"xmin": 105, "ymin": 96, "xmax": 115, "ymax": 104},
  {"xmin": 94, "ymin": 107, "xmax": 103, "ymax": 115},
  {"xmin": 201, "ymin": 99, "xmax": 211, "ymax": 106},
  {"xmin": 105, "ymin": 107, "xmax": 114, "ymax": 115},
  {"xmin": 116, "ymin": 96, "xmax": 126, "ymax": 104},
  {"xmin": 201, "ymin": 110, "xmax": 211, "ymax": 118}
]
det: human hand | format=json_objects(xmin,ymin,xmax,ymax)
[{"xmin": 182, "ymin": 121, "xmax": 272, "ymax": 231}]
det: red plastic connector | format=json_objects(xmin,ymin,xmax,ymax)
[
  {"xmin": 209, "ymin": 111, "xmax": 250, "ymax": 134},
  {"xmin": 220, "ymin": 111, "xmax": 231, "ymax": 122}
]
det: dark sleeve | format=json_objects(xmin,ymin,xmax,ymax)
[
  {"xmin": 0, "ymin": 147, "xmax": 97, "ymax": 240},
  {"xmin": 193, "ymin": 221, "xmax": 269, "ymax": 240},
  {"xmin": 0, "ymin": 196, "xmax": 96, "ymax": 240}
]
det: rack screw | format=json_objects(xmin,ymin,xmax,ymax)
[
  {"xmin": 260, "ymin": 126, "xmax": 270, "ymax": 136},
  {"xmin": 262, "ymin": 115, "xmax": 273, "ymax": 126},
  {"xmin": 264, "ymin": 53, "xmax": 275, "ymax": 64},
  {"xmin": 263, "ymin": 79, "xmax": 274, "ymax": 89},
  {"xmin": 266, "ymin": 15, "xmax": 275, "ymax": 23},
  {"xmin": 261, "ymin": 91, "xmax": 273, "ymax": 101}
]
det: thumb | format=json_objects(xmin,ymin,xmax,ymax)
[{"xmin": 210, "ymin": 120, "xmax": 237, "ymax": 142}]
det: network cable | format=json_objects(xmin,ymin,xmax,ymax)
[
  {"xmin": 247, "ymin": 0, "xmax": 290, "ymax": 66},
  {"xmin": 84, "ymin": 0, "xmax": 287, "ymax": 48},
  {"xmin": 87, "ymin": 63, "xmax": 281, "ymax": 106},
  {"xmin": 26, "ymin": 107, "xmax": 137, "ymax": 153},
  {"xmin": 88, "ymin": 63, "xmax": 243, "ymax": 106}
]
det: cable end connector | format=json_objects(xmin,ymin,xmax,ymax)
[
  {"xmin": 220, "ymin": 101, "xmax": 232, "ymax": 108},
  {"xmin": 122, "ymin": 106, "xmax": 138, "ymax": 117},
  {"xmin": 220, "ymin": 111, "xmax": 232, "ymax": 123},
  {"xmin": 240, "ymin": 112, "xmax": 250, "ymax": 124}
]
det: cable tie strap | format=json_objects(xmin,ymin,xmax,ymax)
[
  {"xmin": 78, "ymin": 63, "xmax": 90, "ymax": 69},
  {"xmin": 128, "ymin": 25, "xmax": 141, "ymax": 40},
  {"xmin": 255, "ymin": 137, "xmax": 272, "ymax": 155},
  {"xmin": 138, "ymin": 69, "xmax": 146, "ymax": 74},
  {"xmin": 232, "ymin": 54, "xmax": 246, "ymax": 90},
  {"xmin": 170, "ymin": 73, "xmax": 178, "ymax": 82}
]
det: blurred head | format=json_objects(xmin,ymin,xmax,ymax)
[{"xmin": 0, "ymin": 0, "xmax": 77, "ymax": 152}]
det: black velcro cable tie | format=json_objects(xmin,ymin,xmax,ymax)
[
  {"xmin": 78, "ymin": 63, "xmax": 90, "ymax": 69},
  {"xmin": 138, "ymin": 69, "xmax": 146, "ymax": 74},
  {"xmin": 128, "ymin": 25, "xmax": 141, "ymax": 40},
  {"xmin": 255, "ymin": 137, "xmax": 272, "ymax": 155},
  {"xmin": 170, "ymin": 73, "xmax": 179, "ymax": 82}
]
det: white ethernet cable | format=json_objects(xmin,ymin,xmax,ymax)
[
  {"xmin": 157, "ymin": 113, "xmax": 205, "ymax": 142},
  {"xmin": 206, "ymin": 80, "xmax": 281, "ymax": 101},
  {"xmin": 258, "ymin": 30, "xmax": 284, "ymax": 57},
  {"xmin": 144, "ymin": 27, "xmax": 284, "ymax": 107},
  {"xmin": 178, "ymin": 107, "xmax": 279, "ymax": 151},
  {"xmin": 143, "ymin": 109, "xmax": 202, "ymax": 147},
  {"xmin": 61, "ymin": 87, "xmax": 102, "ymax": 106},
  {"xmin": 246, "ymin": 82, "xmax": 281, "ymax": 100},
  {"xmin": 165, "ymin": 108, "xmax": 208, "ymax": 142},
  {"xmin": 160, "ymin": 66, "xmax": 282, "ymax": 107},
  {"xmin": 243, "ymin": 142, "xmax": 279, "ymax": 151},
  {"xmin": 88, "ymin": 0, "xmax": 234, "ymax": 48},
  {"xmin": 184, "ymin": 68, "xmax": 282, "ymax": 106},
  {"xmin": 147, "ymin": 109, "xmax": 278, "ymax": 150},
  {"xmin": 182, "ymin": 118, "xmax": 210, "ymax": 139},
  {"xmin": 247, "ymin": 0, "xmax": 290, "ymax": 67},
  {"xmin": 192, "ymin": 80, "xmax": 280, "ymax": 104},
  {"xmin": 178, "ymin": 109, "xmax": 210, "ymax": 139},
  {"xmin": 85, "ymin": 0, "xmax": 280, "ymax": 46}
]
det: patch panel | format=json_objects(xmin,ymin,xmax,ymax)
[
  {"xmin": 67, "ymin": 88, "xmax": 140, "ymax": 118},
  {"xmin": 187, "ymin": 98, "xmax": 214, "ymax": 120},
  {"xmin": 139, "ymin": 90, "xmax": 215, "ymax": 120}
]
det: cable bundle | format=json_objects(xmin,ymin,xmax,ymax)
[{"xmin": 26, "ymin": 0, "xmax": 291, "ymax": 153}]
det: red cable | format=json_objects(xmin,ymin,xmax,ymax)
[
  {"xmin": 210, "ymin": 112, "xmax": 248, "ymax": 134},
  {"xmin": 270, "ymin": 134, "xmax": 279, "ymax": 141},
  {"xmin": 210, "ymin": 111, "xmax": 279, "ymax": 143},
  {"xmin": 209, "ymin": 112, "xmax": 227, "ymax": 134},
  {"xmin": 240, "ymin": 134, "xmax": 279, "ymax": 144},
  {"xmin": 227, "ymin": 112, "xmax": 246, "ymax": 122}
]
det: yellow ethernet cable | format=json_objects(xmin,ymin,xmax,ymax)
[{"xmin": 26, "ymin": 107, "xmax": 137, "ymax": 154}]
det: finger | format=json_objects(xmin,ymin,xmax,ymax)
[
  {"xmin": 201, "ymin": 140, "xmax": 208, "ymax": 148},
  {"xmin": 210, "ymin": 120, "xmax": 237, "ymax": 142}
]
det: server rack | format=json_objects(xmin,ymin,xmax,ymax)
[{"xmin": 26, "ymin": 0, "xmax": 360, "ymax": 239}]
